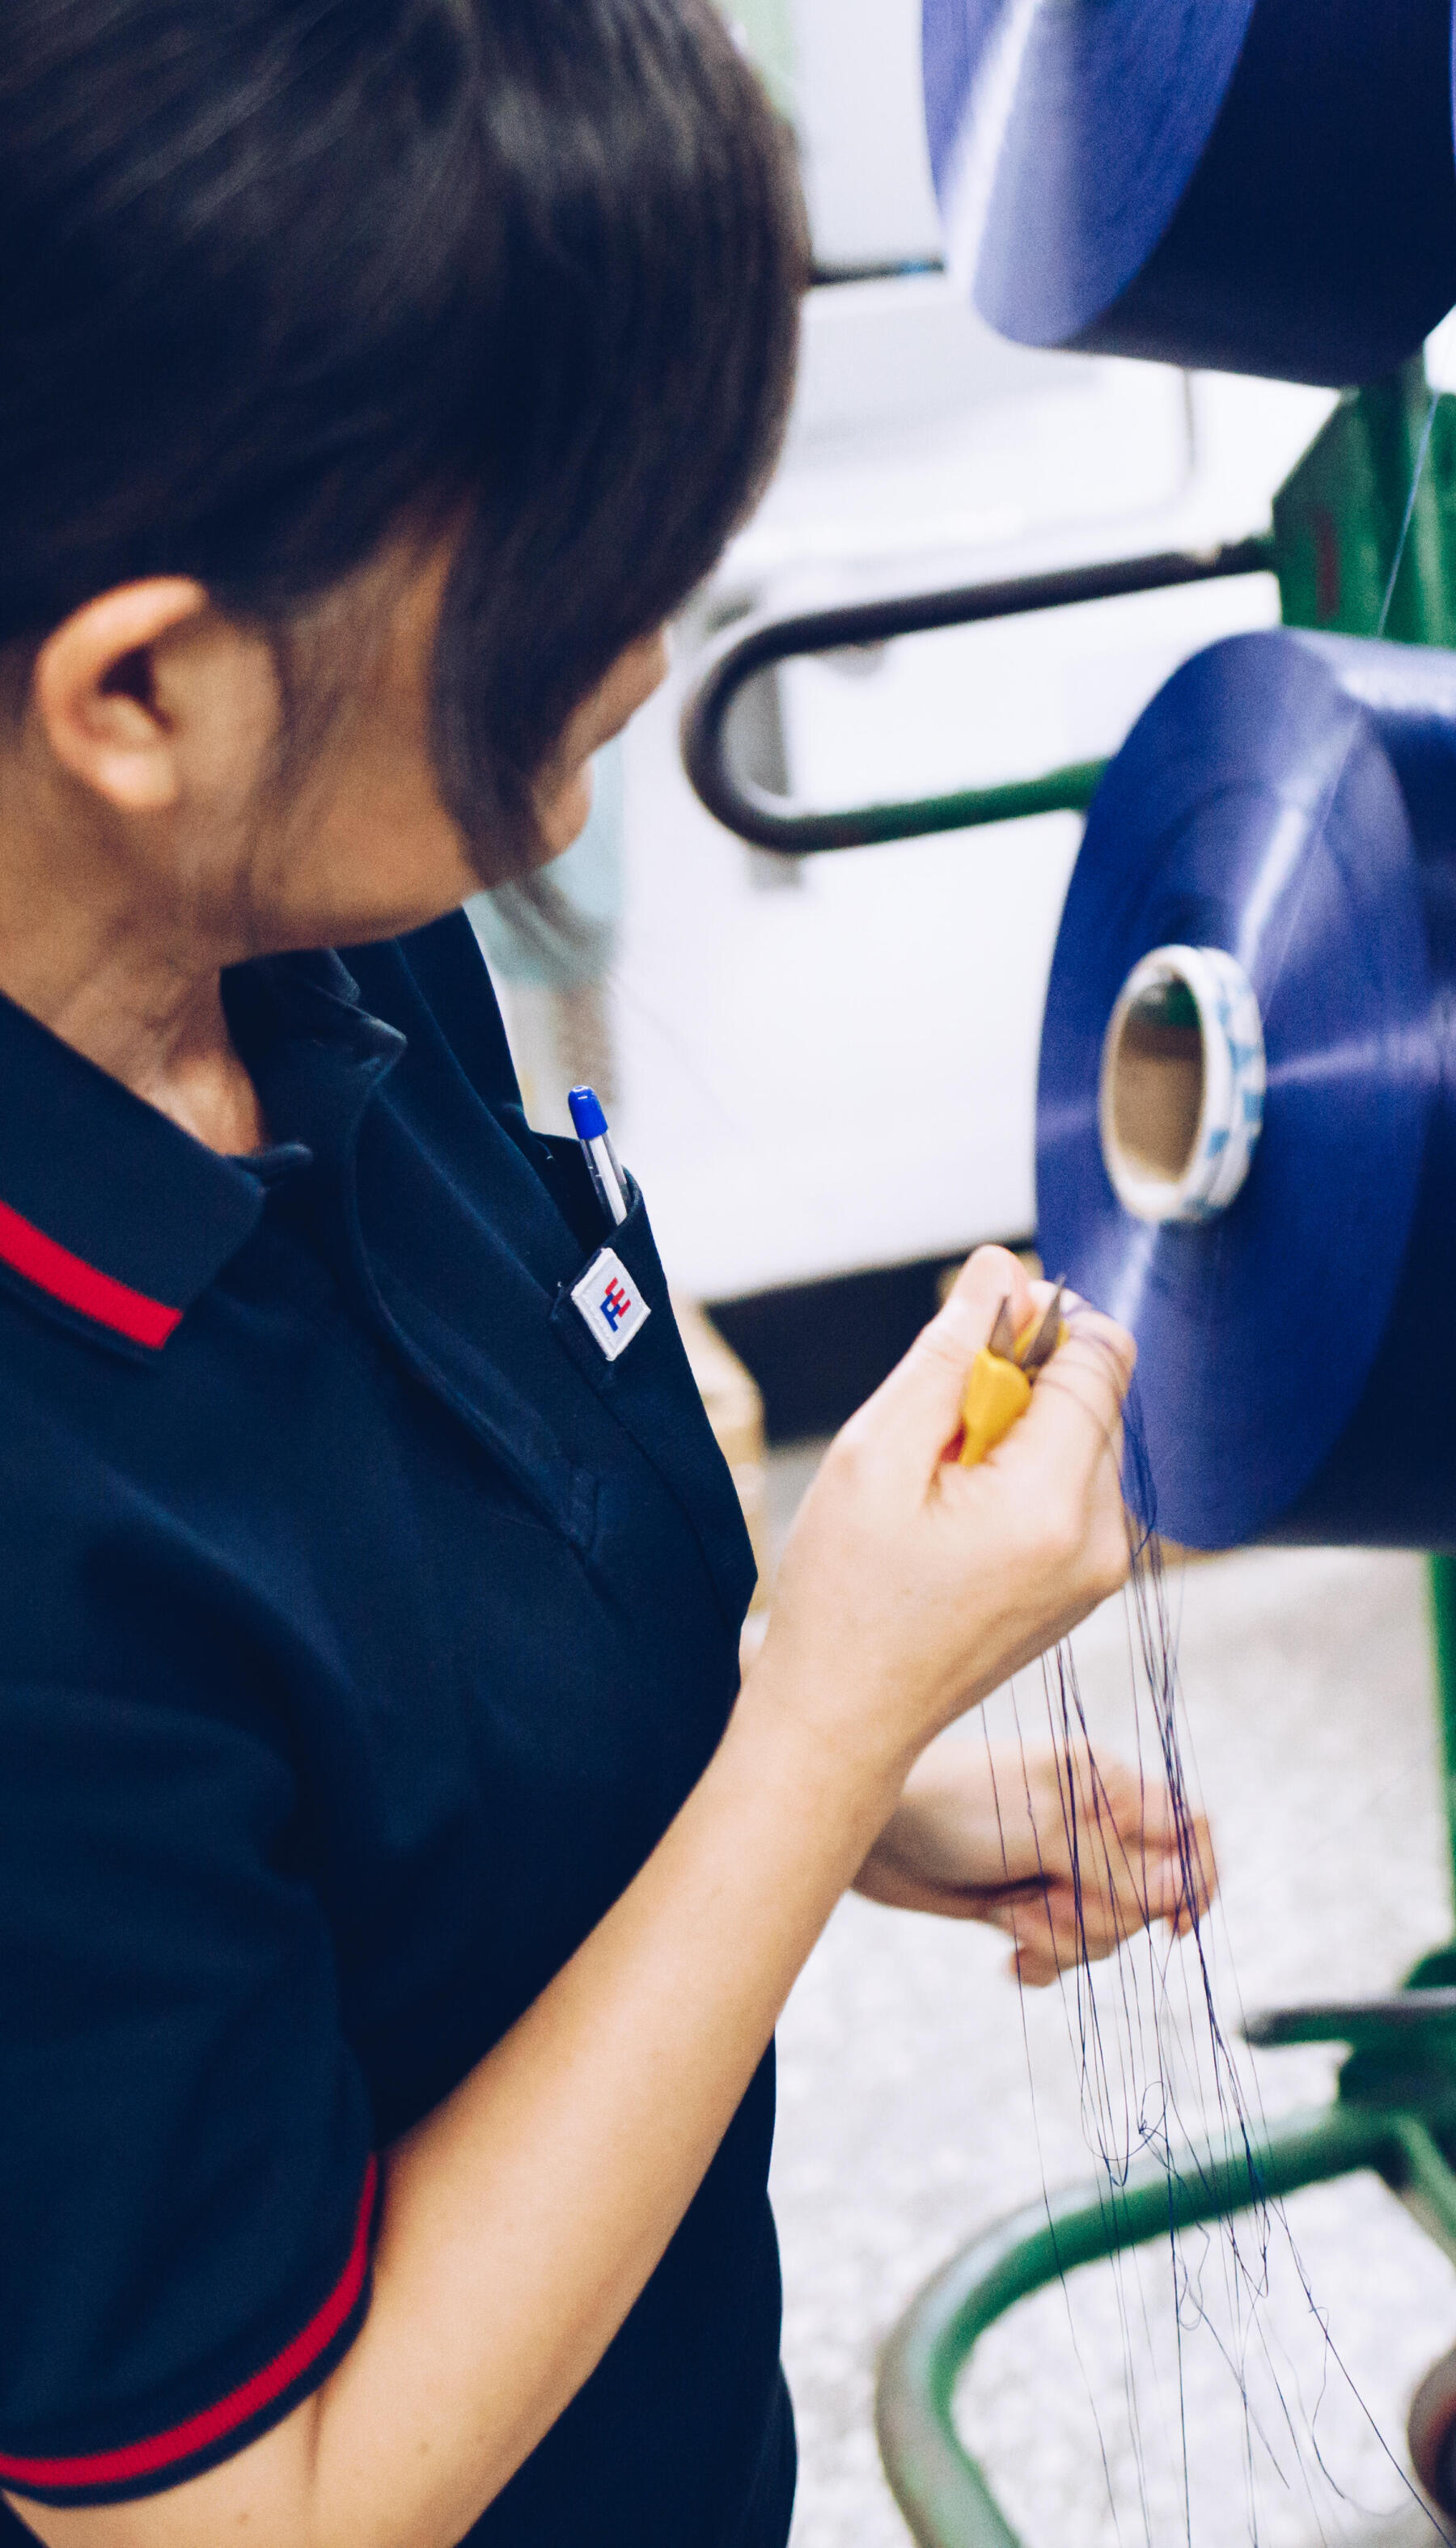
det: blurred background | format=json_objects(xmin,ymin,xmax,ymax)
[
  {"xmin": 473, "ymin": 9, "xmax": 1456, "ymax": 2543},
  {"xmin": 480, "ymin": 0, "xmax": 1335, "ymax": 1353}
]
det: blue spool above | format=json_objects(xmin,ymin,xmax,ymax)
[
  {"xmin": 1036, "ymin": 628, "xmax": 1456, "ymax": 1550},
  {"xmin": 921, "ymin": 0, "xmax": 1456, "ymax": 386}
]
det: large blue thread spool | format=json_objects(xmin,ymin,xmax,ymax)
[
  {"xmin": 1037, "ymin": 627, "xmax": 1456, "ymax": 1550},
  {"xmin": 921, "ymin": 0, "xmax": 1456, "ymax": 385}
]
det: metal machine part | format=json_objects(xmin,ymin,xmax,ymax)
[{"xmin": 680, "ymin": 540, "xmax": 1273, "ymax": 856}]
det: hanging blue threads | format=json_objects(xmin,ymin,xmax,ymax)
[
  {"xmin": 921, "ymin": 0, "xmax": 1456, "ymax": 386},
  {"xmin": 1036, "ymin": 627, "xmax": 1456, "ymax": 1550}
]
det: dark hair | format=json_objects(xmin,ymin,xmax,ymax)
[{"xmin": 0, "ymin": 0, "xmax": 806, "ymax": 862}]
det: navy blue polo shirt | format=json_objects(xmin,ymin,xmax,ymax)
[{"xmin": 0, "ymin": 915, "xmax": 794, "ymax": 2546}]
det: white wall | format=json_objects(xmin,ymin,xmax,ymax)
[
  {"xmin": 726, "ymin": 0, "xmax": 941, "ymax": 271},
  {"xmin": 789, "ymin": 0, "xmax": 942, "ymax": 271}
]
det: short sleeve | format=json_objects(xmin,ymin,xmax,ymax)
[{"xmin": 0, "ymin": 1685, "xmax": 376, "ymax": 2508}]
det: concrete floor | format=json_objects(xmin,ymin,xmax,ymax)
[{"xmin": 764, "ymin": 1445, "xmax": 1456, "ymax": 2548}]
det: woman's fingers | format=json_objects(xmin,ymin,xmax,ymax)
[
  {"xmin": 1046, "ymin": 1754, "xmax": 1218, "ymax": 1922},
  {"xmin": 1003, "ymin": 1310, "xmax": 1136, "ymax": 1490},
  {"xmin": 1078, "ymin": 1828, "xmax": 1213, "ymax": 1938},
  {"xmin": 1070, "ymin": 1752, "xmax": 1181, "ymax": 1850},
  {"xmin": 1077, "ymin": 1832, "xmax": 1198, "ymax": 1932},
  {"xmin": 1175, "ymin": 1811, "xmax": 1218, "ymax": 1919},
  {"xmin": 1078, "ymin": 1791, "xmax": 1217, "ymax": 1930},
  {"xmin": 851, "ymin": 1244, "xmax": 1125, "ymax": 1496},
  {"xmin": 985, "ymin": 1839, "xmax": 1209, "ymax": 1983},
  {"xmin": 961, "ymin": 1752, "xmax": 1217, "ymax": 1983},
  {"xmin": 757, "ymin": 1264, "xmax": 1141, "ymax": 1776}
]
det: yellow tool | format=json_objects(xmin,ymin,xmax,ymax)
[{"xmin": 959, "ymin": 1285, "xmax": 1068, "ymax": 1467}]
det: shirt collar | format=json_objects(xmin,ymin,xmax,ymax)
[{"xmin": 0, "ymin": 950, "xmax": 403, "ymax": 1357}]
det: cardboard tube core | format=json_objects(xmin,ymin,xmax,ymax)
[{"xmin": 1098, "ymin": 946, "xmax": 1265, "ymax": 1225}]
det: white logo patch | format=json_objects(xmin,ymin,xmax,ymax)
[{"xmin": 571, "ymin": 1248, "xmax": 651, "ymax": 1362}]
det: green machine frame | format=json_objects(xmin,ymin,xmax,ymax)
[{"xmin": 682, "ymin": 356, "xmax": 1456, "ymax": 2543}]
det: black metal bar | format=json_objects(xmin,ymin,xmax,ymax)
[{"xmin": 680, "ymin": 536, "xmax": 1276, "ymax": 854}]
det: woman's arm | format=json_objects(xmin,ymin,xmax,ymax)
[{"xmin": 10, "ymin": 1249, "xmax": 1133, "ymax": 2548}]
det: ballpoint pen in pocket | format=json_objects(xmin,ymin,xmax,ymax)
[{"xmin": 569, "ymin": 1085, "xmax": 629, "ymax": 1230}]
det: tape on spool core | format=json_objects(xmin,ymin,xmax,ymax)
[{"xmin": 1098, "ymin": 946, "xmax": 1266, "ymax": 1226}]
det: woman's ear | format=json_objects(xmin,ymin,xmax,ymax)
[{"xmin": 32, "ymin": 580, "xmax": 210, "ymax": 813}]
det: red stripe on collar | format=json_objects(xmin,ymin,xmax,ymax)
[
  {"xmin": 0, "ymin": 1195, "xmax": 183, "ymax": 1349},
  {"xmin": 0, "ymin": 2159, "xmax": 378, "ymax": 2493}
]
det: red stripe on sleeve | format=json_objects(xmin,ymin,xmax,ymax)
[
  {"xmin": 0, "ymin": 1196, "xmax": 182, "ymax": 1349},
  {"xmin": 0, "ymin": 2158, "xmax": 378, "ymax": 2493}
]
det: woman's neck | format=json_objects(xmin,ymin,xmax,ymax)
[{"xmin": 0, "ymin": 805, "xmax": 269, "ymax": 1155}]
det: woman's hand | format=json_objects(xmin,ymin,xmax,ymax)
[
  {"xmin": 743, "ymin": 1246, "xmax": 1136, "ymax": 1788},
  {"xmin": 855, "ymin": 1738, "xmax": 1217, "ymax": 1985}
]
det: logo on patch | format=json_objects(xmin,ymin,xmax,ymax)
[{"xmin": 571, "ymin": 1247, "xmax": 651, "ymax": 1361}]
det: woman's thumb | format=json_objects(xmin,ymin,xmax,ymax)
[{"xmin": 866, "ymin": 1246, "xmax": 1034, "ymax": 1468}]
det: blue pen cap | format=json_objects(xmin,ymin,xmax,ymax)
[{"xmin": 568, "ymin": 1085, "xmax": 609, "ymax": 1140}]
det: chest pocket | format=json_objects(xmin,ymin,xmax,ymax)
[{"xmin": 543, "ymin": 1151, "xmax": 758, "ymax": 1637}]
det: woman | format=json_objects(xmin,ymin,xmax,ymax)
[{"xmin": 0, "ymin": 5, "xmax": 1208, "ymax": 2544}]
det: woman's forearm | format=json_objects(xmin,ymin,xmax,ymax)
[
  {"xmin": 11, "ymin": 1674, "xmax": 904, "ymax": 2548},
  {"xmin": 319, "ymin": 1674, "xmax": 901, "ymax": 2548}
]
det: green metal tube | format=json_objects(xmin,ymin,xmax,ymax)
[
  {"xmin": 830, "ymin": 761, "xmax": 1108, "ymax": 846},
  {"xmin": 876, "ymin": 2105, "xmax": 1399, "ymax": 2548},
  {"xmin": 1367, "ymin": 366, "xmax": 1456, "ymax": 1964},
  {"xmin": 880, "ymin": 761, "xmax": 1108, "ymax": 841},
  {"xmin": 1427, "ymin": 1557, "xmax": 1456, "ymax": 1921},
  {"xmin": 1386, "ymin": 2114, "xmax": 1456, "ymax": 2261},
  {"xmin": 753, "ymin": 759, "xmax": 1109, "ymax": 853}
]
